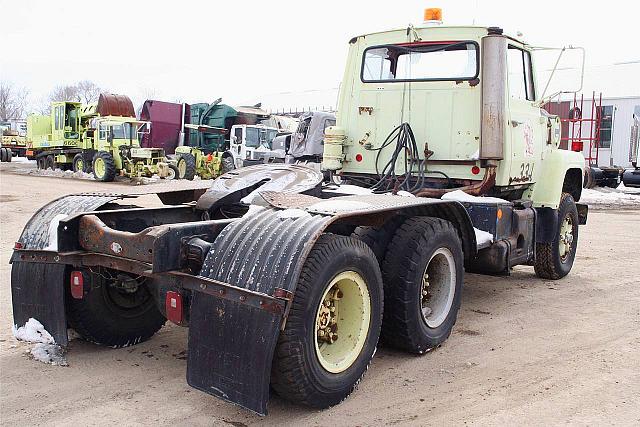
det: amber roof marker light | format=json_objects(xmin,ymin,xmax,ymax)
[{"xmin": 423, "ymin": 7, "xmax": 443, "ymax": 25}]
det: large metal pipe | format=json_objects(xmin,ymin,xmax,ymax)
[{"xmin": 480, "ymin": 34, "xmax": 507, "ymax": 160}]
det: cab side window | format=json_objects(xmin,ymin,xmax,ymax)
[
  {"xmin": 507, "ymin": 46, "xmax": 535, "ymax": 101},
  {"xmin": 234, "ymin": 127, "xmax": 243, "ymax": 142}
]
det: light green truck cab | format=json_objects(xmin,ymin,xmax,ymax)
[
  {"xmin": 27, "ymin": 102, "xmax": 82, "ymax": 150},
  {"xmin": 327, "ymin": 25, "xmax": 584, "ymax": 210}
]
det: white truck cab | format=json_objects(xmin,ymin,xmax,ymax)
[{"xmin": 229, "ymin": 124, "xmax": 280, "ymax": 168}]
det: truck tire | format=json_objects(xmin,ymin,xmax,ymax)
[
  {"xmin": 221, "ymin": 155, "xmax": 235, "ymax": 173},
  {"xmin": 271, "ymin": 234, "xmax": 383, "ymax": 408},
  {"xmin": 45, "ymin": 155, "xmax": 55, "ymax": 170},
  {"xmin": 92, "ymin": 151, "xmax": 116, "ymax": 182},
  {"xmin": 381, "ymin": 217, "xmax": 463, "ymax": 354},
  {"xmin": 177, "ymin": 153, "xmax": 196, "ymax": 180},
  {"xmin": 0, "ymin": 147, "xmax": 6, "ymax": 162},
  {"xmin": 66, "ymin": 268, "xmax": 166, "ymax": 348},
  {"xmin": 4, "ymin": 148, "xmax": 12, "ymax": 162},
  {"xmin": 37, "ymin": 157, "xmax": 46, "ymax": 169},
  {"xmin": 534, "ymin": 192, "xmax": 579, "ymax": 280},
  {"xmin": 351, "ymin": 215, "xmax": 406, "ymax": 262},
  {"xmin": 73, "ymin": 153, "xmax": 87, "ymax": 173}
]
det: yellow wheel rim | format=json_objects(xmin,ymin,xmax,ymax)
[
  {"xmin": 178, "ymin": 159, "xmax": 186, "ymax": 177},
  {"xmin": 558, "ymin": 215, "xmax": 574, "ymax": 261},
  {"xmin": 314, "ymin": 271, "xmax": 371, "ymax": 374},
  {"xmin": 76, "ymin": 159, "xmax": 83, "ymax": 171},
  {"xmin": 94, "ymin": 157, "xmax": 105, "ymax": 178}
]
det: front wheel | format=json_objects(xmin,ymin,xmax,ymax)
[
  {"xmin": 534, "ymin": 192, "xmax": 579, "ymax": 279},
  {"xmin": 92, "ymin": 151, "xmax": 116, "ymax": 182},
  {"xmin": 271, "ymin": 234, "xmax": 383, "ymax": 408},
  {"xmin": 381, "ymin": 217, "xmax": 463, "ymax": 354}
]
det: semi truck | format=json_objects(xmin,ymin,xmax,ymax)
[
  {"xmin": 26, "ymin": 94, "xmax": 171, "ymax": 181},
  {"xmin": 11, "ymin": 12, "xmax": 588, "ymax": 416}
]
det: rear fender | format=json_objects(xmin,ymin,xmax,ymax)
[
  {"xmin": 11, "ymin": 194, "xmax": 124, "ymax": 346},
  {"xmin": 187, "ymin": 191, "xmax": 476, "ymax": 414}
]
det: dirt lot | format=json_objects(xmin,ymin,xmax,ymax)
[{"xmin": 1, "ymin": 161, "xmax": 639, "ymax": 426}]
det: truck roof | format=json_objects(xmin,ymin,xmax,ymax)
[{"xmin": 350, "ymin": 25, "xmax": 526, "ymax": 45}]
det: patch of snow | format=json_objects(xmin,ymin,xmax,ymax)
[
  {"xmin": 44, "ymin": 213, "xmax": 68, "ymax": 251},
  {"xmin": 12, "ymin": 156, "xmax": 34, "ymax": 163},
  {"xmin": 308, "ymin": 199, "xmax": 372, "ymax": 212},
  {"xmin": 580, "ymin": 185, "xmax": 640, "ymax": 208},
  {"xmin": 469, "ymin": 149, "xmax": 480, "ymax": 160},
  {"xmin": 442, "ymin": 190, "xmax": 509, "ymax": 204},
  {"xmin": 13, "ymin": 318, "xmax": 54, "ymax": 343},
  {"xmin": 474, "ymin": 227, "xmax": 494, "ymax": 250},
  {"xmin": 323, "ymin": 184, "xmax": 374, "ymax": 196},
  {"xmin": 30, "ymin": 343, "xmax": 67, "ymax": 366},
  {"xmin": 244, "ymin": 205, "xmax": 266, "ymax": 217},
  {"xmin": 396, "ymin": 190, "xmax": 415, "ymax": 198},
  {"xmin": 12, "ymin": 318, "xmax": 67, "ymax": 366},
  {"xmin": 277, "ymin": 208, "xmax": 311, "ymax": 219},
  {"xmin": 25, "ymin": 168, "xmax": 95, "ymax": 180}
]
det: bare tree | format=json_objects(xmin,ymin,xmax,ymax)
[
  {"xmin": 0, "ymin": 81, "xmax": 29, "ymax": 121},
  {"xmin": 76, "ymin": 80, "xmax": 102, "ymax": 104}
]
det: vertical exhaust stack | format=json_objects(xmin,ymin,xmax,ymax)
[{"xmin": 480, "ymin": 30, "xmax": 507, "ymax": 163}]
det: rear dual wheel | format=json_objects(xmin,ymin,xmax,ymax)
[
  {"xmin": 0, "ymin": 147, "xmax": 12, "ymax": 162},
  {"xmin": 271, "ymin": 234, "xmax": 383, "ymax": 408},
  {"xmin": 66, "ymin": 268, "xmax": 166, "ymax": 348},
  {"xmin": 381, "ymin": 217, "xmax": 463, "ymax": 353}
]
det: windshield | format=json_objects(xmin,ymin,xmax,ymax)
[
  {"xmin": 245, "ymin": 127, "xmax": 278, "ymax": 148},
  {"xmin": 362, "ymin": 41, "xmax": 478, "ymax": 82},
  {"xmin": 100, "ymin": 122, "xmax": 139, "ymax": 141}
]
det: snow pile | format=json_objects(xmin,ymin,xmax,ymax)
[
  {"xmin": 442, "ymin": 190, "xmax": 509, "ymax": 204},
  {"xmin": 26, "ymin": 168, "xmax": 94, "ymax": 180},
  {"xmin": 580, "ymin": 184, "xmax": 640, "ymax": 208},
  {"xmin": 12, "ymin": 318, "xmax": 67, "ymax": 366},
  {"xmin": 474, "ymin": 227, "xmax": 494, "ymax": 250}
]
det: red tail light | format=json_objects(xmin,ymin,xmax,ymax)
[
  {"xmin": 14, "ymin": 242, "xmax": 23, "ymax": 249},
  {"xmin": 165, "ymin": 291, "xmax": 184, "ymax": 325},
  {"xmin": 70, "ymin": 271, "xmax": 84, "ymax": 299}
]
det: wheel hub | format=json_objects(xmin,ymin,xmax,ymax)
[
  {"xmin": 314, "ymin": 271, "xmax": 371, "ymax": 373},
  {"xmin": 420, "ymin": 248, "xmax": 456, "ymax": 328},
  {"xmin": 558, "ymin": 216, "xmax": 574, "ymax": 261}
]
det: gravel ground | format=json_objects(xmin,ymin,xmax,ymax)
[{"xmin": 1, "ymin": 161, "xmax": 639, "ymax": 426}]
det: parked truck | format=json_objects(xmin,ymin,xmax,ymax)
[
  {"xmin": 26, "ymin": 94, "xmax": 171, "ymax": 181},
  {"xmin": 1, "ymin": 120, "xmax": 27, "ymax": 162},
  {"xmin": 142, "ymin": 99, "xmax": 282, "ymax": 179},
  {"xmin": 11, "ymin": 12, "xmax": 588, "ymax": 416}
]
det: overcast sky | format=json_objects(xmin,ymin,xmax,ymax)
[{"xmin": 1, "ymin": 0, "xmax": 637, "ymax": 113}]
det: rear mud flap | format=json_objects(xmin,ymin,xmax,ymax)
[
  {"xmin": 187, "ymin": 292, "xmax": 281, "ymax": 416},
  {"xmin": 11, "ymin": 261, "xmax": 68, "ymax": 346}
]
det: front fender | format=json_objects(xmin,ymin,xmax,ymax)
[{"xmin": 525, "ymin": 149, "xmax": 584, "ymax": 209}]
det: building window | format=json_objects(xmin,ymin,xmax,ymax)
[{"xmin": 597, "ymin": 105, "xmax": 614, "ymax": 148}]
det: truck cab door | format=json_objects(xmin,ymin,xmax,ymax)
[
  {"xmin": 507, "ymin": 45, "xmax": 544, "ymax": 185},
  {"xmin": 231, "ymin": 126, "xmax": 244, "ymax": 168}
]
